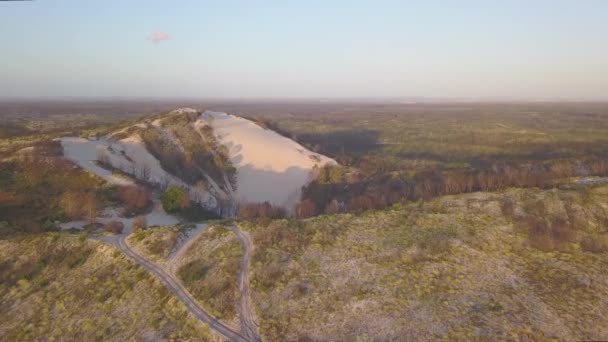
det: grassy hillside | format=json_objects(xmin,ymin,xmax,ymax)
[
  {"xmin": 240, "ymin": 185, "xmax": 608, "ymax": 340},
  {"xmin": 0, "ymin": 233, "xmax": 218, "ymax": 341},
  {"xmin": 127, "ymin": 226, "xmax": 180, "ymax": 263},
  {"xmin": 177, "ymin": 224, "xmax": 242, "ymax": 322}
]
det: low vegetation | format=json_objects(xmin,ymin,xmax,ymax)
[
  {"xmin": 237, "ymin": 201, "xmax": 287, "ymax": 221},
  {"xmin": 176, "ymin": 224, "xmax": 242, "ymax": 322},
  {"xmin": 127, "ymin": 226, "xmax": 180, "ymax": 263},
  {"xmin": 239, "ymin": 185, "xmax": 608, "ymax": 340},
  {"xmin": 0, "ymin": 233, "xmax": 216, "ymax": 341},
  {"xmin": 298, "ymin": 158, "xmax": 608, "ymax": 217},
  {"xmin": 0, "ymin": 140, "xmax": 106, "ymax": 233},
  {"xmin": 115, "ymin": 185, "xmax": 152, "ymax": 216}
]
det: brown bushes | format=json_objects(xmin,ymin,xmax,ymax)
[
  {"xmin": 60, "ymin": 191, "xmax": 99, "ymax": 222},
  {"xmin": 117, "ymin": 186, "xmax": 151, "ymax": 215},
  {"xmin": 580, "ymin": 235, "xmax": 608, "ymax": 253},
  {"xmin": 500, "ymin": 197, "xmax": 515, "ymax": 217},
  {"xmin": 96, "ymin": 148, "xmax": 111, "ymax": 168},
  {"xmin": 299, "ymin": 156, "xmax": 608, "ymax": 218},
  {"xmin": 526, "ymin": 216, "xmax": 577, "ymax": 251},
  {"xmin": 237, "ymin": 202, "xmax": 286, "ymax": 220},
  {"xmin": 104, "ymin": 221, "xmax": 124, "ymax": 234},
  {"xmin": 324, "ymin": 199, "xmax": 342, "ymax": 214},
  {"xmin": 131, "ymin": 216, "xmax": 147, "ymax": 233},
  {"xmin": 295, "ymin": 199, "xmax": 317, "ymax": 219},
  {"xmin": 350, "ymin": 195, "xmax": 374, "ymax": 212}
]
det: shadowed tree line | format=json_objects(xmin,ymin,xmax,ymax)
[{"xmin": 295, "ymin": 158, "xmax": 608, "ymax": 218}]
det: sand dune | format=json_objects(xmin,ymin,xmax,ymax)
[
  {"xmin": 199, "ymin": 111, "xmax": 336, "ymax": 210},
  {"xmin": 60, "ymin": 109, "xmax": 335, "ymax": 216}
]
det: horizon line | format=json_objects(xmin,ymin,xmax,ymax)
[{"xmin": 1, "ymin": 95, "xmax": 608, "ymax": 104}]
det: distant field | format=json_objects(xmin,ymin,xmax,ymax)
[{"xmin": 209, "ymin": 101, "xmax": 608, "ymax": 167}]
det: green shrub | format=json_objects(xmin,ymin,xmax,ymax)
[{"xmin": 160, "ymin": 186, "xmax": 190, "ymax": 213}]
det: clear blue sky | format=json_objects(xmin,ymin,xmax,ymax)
[{"xmin": 1, "ymin": 0, "xmax": 607, "ymax": 99}]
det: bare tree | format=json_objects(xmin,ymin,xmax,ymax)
[
  {"xmin": 295, "ymin": 199, "xmax": 317, "ymax": 219},
  {"xmin": 82, "ymin": 192, "xmax": 99, "ymax": 224},
  {"xmin": 117, "ymin": 185, "xmax": 150, "ymax": 214},
  {"xmin": 131, "ymin": 215, "xmax": 147, "ymax": 233},
  {"xmin": 96, "ymin": 147, "xmax": 111, "ymax": 168},
  {"xmin": 139, "ymin": 162, "xmax": 151, "ymax": 181},
  {"xmin": 60, "ymin": 191, "xmax": 83, "ymax": 219},
  {"xmin": 159, "ymin": 176, "xmax": 170, "ymax": 191},
  {"xmin": 104, "ymin": 221, "xmax": 124, "ymax": 234}
]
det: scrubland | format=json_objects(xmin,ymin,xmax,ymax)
[
  {"xmin": 0, "ymin": 233, "xmax": 217, "ymax": 341},
  {"xmin": 127, "ymin": 225, "xmax": 180, "ymax": 263},
  {"xmin": 237, "ymin": 185, "xmax": 608, "ymax": 340},
  {"xmin": 176, "ymin": 224, "xmax": 242, "ymax": 323},
  {"xmin": 2, "ymin": 101, "xmax": 608, "ymax": 340}
]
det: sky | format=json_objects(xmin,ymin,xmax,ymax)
[{"xmin": 1, "ymin": 0, "xmax": 607, "ymax": 100}]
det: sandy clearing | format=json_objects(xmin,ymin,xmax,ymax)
[
  {"xmin": 60, "ymin": 137, "xmax": 135, "ymax": 186},
  {"xmin": 60, "ymin": 199, "xmax": 179, "ymax": 234},
  {"xmin": 199, "ymin": 111, "xmax": 336, "ymax": 210}
]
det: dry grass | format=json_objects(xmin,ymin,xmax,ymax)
[
  {"xmin": 176, "ymin": 224, "xmax": 242, "ymax": 322},
  {"xmin": 241, "ymin": 185, "xmax": 608, "ymax": 341},
  {"xmin": 0, "ymin": 233, "xmax": 217, "ymax": 341},
  {"xmin": 127, "ymin": 226, "xmax": 180, "ymax": 264}
]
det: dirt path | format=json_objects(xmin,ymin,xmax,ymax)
[
  {"xmin": 108, "ymin": 235, "xmax": 248, "ymax": 341},
  {"xmin": 230, "ymin": 225, "xmax": 261, "ymax": 342},
  {"xmin": 165, "ymin": 223, "xmax": 207, "ymax": 274},
  {"xmin": 95, "ymin": 224, "xmax": 260, "ymax": 341}
]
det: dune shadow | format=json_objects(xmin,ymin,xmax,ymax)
[
  {"xmin": 233, "ymin": 163, "xmax": 314, "ymax": 212},
  {"xmin": 296, "ymin": 128, "xmax": 382, "ymax": 156}
]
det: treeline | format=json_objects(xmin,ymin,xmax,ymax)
[
  {"xmin": 237, "ymin": 202, "xmax": 287, "ymax": 220},
  {"xmin": 295, "ymin": 158, "xmax": 608, "ymax": 218}
]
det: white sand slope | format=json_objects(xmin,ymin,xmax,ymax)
[
  {"xmin": 59, "ymin": 136, "xmax": 216, "ymax": 209},
  {"xmin": 60, "ymin": 137, "xmax": 180, "ymax": 231},
  {"xmin": 60, "ymin": 137, "xmax": 135, "ymax": 186},
  {"xmin": 198, "ymin": 111, "xmax": 336, "ymax": 210}
]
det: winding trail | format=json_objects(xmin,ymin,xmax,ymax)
[
  {"xmin": 110, "ymin": 235, "xmax": 248, "ymax": 341},
  {"xmin": 230, "ymin": 226, "xmax": 261, "ymax": 342},
  {"xmin": 96, "ymin": 225, "xmax": 261, "ymax": 341}
]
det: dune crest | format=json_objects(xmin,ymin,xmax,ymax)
[{"xmin": 200, "ymin": 111, "xmax": 336, "ymax": 210}]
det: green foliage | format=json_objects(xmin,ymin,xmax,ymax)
[{"xmin": 160, "ymin": 186, "xmax": 190, "ymax": 213}]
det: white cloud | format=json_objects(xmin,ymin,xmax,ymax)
[{"xmin": 148, "ymin": 31, "xmax": 170, "ymax": 44}]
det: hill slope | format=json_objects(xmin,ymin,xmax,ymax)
[
  {"xmin": 0, "ymin": 234, "xmax": 216, "ymax": 341},
  {"xmin": 235, "ymin": 185, "xmax": 608, "ymax": 340},
  {"xmin": 60, "ymin": 108, "xmax": 335, "ymax": 216},
  {"xmin": 198, "ymin": 111, "xmax": 335, "ymax": 211}
]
